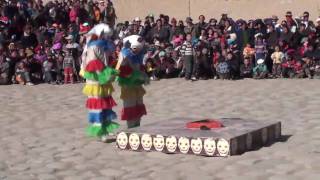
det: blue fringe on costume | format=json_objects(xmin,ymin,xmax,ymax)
[
  {"xmin": 121, "ymin": 48, "xmax": 145, "ymax": 65},
  {"xmin": 88, "ymin": 109, "xmax": 117, "ymax": 124},
  {"xmin": 88, "ymin": 39, "xmax": 115, "ymax": 52}
]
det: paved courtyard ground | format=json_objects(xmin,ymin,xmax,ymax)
[{"xmin": 0, "ymin": 79, "xmax": 319, "ymax": 180}]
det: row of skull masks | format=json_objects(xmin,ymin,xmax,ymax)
[{"xmin": 116, "ymin": 132, "xmax": 231, "ymax": 157}]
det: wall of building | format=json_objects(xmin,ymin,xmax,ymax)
[{"xmin": 113, "ymin": 0, "xmax": 320, "ymax": 22}]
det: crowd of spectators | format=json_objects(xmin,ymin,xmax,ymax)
[{"xmin": 1, "ymin": 0, "xmax": 320, "ymax": 86}]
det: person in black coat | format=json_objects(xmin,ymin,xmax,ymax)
[{"xmin": 20, "ymin": 25, "xmax": 38, "ymax": 49}]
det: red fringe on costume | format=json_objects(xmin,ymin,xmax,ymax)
[
  {"xmin": 85, "ymin": 60, "xmax": 105, "ymax": 72},
  {"xmin": 121, "ymin": 104, "xmax": 147, "ymax": 120},
  {"xmin": 119, "ymin": 65, "xmax": 133, "ymax": 77},
  {"xmin": 86, "ymin": 96, "xmax": 117, "ymax": 109}
]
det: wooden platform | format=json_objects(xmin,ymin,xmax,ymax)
[{"xmin": 116, "ymin": 118, "xmax": 282, "ymax": 157}]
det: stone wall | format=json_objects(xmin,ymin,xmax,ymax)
[{"xmin": 113, "ymin": 0, "xmax": 320, "ymax": 22}]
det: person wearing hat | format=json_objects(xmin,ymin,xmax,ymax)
[
  {"xmin": 253, "ymin": 59, "xmax": 268, "ymax": 79},
  {"xmin": 116, "ymin": 35, "xmax": 149, "ymax": 129},
  {"xmin": 285, "ymin": 11, "xmax": 297, "ymax": 33}
]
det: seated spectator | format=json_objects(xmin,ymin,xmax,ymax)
[
  {"xmin": 15, "ymin": 61, "xmax": 34, "ymax": 86},
  {"xmin": 303, "ymin": 57, "xmax": 316, "ymax": 79},
  {"xmin": 253, "ymin": 59, "xmax": 268, "ymax": 79},
  {"xmin": 226, "ymin": 51, "xmax": 240, "ymax": 79},
  {"xmin": 154, "ymin": 51, "xmax": 176, "ymax": 79},
  {"xmin": 240, "ymin": 57, "xmax": 253, "ymax": 78},
  {"xmin": 282, "ymin": 55, "xmax": 304, "ymax": 78},
  {"xmin": 216, "ymin": 58, "xmax": 230, "ymax": 80}
]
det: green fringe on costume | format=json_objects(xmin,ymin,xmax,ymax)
[
  {"xmin": 84, "ymin": 67, "xmax": 119, "ymax": 85},
  {"xmin": 86, "ymin": 122, "xmax": 120, "ymax": 137},
  {"xmin": 117, "ymin": 70, "xmax": 146, "ymax": 86}
]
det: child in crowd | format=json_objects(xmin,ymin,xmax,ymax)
[
  {"xmin": 15, "ymin": 61, "xmax": 34, "ymax": 85},
  {"xmin": 240, "ymin": 57, "xmax": 253, "ymax": 78},
  {"xmin": 43, "ymin": 54, "xmax": 55, "ymax": 84},
  {"xmin": 180, "ymin": 33, "xmax": 195, "ymax": 80},
  {"xmin": 243, "ymin": 43, "xmax": 255, "ymax": 60},
  {"xmin": 253, "ymin": 59, "xmax": 268, "ymax": 79},
  {"xmin": 63, "ymin": 48, "xmax": 75, "ymax": 84},
  {"xmin": 270, "ymin": 45, "xmax": 284, "ymax": 78},
  {"xmin": 216, "ymin": 58, "xmax": 230, "ymax": 80},
  {"xmin": 55, "ymin": 53, "xmax": 64, "ymax": 84}
]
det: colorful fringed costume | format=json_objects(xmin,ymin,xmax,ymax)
[
  {"xmin": 80, "ymin": 37, "xmax": 119, "ymax": 139},
  {"xmin": 116, "ymin": 35, "xmax": 149, "ymax": 128}
]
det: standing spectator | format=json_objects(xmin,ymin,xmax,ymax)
[
  {"xmin": 280, "ymin": 26, "xmax": 293, "ymax": 45},
  {"xmin": 184, "ymin": 17, "xmax": 196, "ymax": 39},
  {"xmin": 271, "ymin": 45, "xmax": 284, "ymax": 78},
  {"xmin": 285, "ymin": 11, "xmax": 297, "ymax": 33},
  {"xmin": 0, "ymin": 49, "xmax": 10, "ymax": 84},
  {"xmin": 194, "ymin": 15, "xmax": 207, "ymax": 38},
  {"xmin": 43, "ymin": 54, "xmax": 55, "ymax": 84},
  {"xmin": 254, "ymin": 34, "xmax": 267, "ymax": 64},
  {"xmin": 55, "ymin": 52, "xmax": 64, "ymax": 84},
  {"xmin": 63, "ymin": 48, "xmax": 75, "ymax": 84},
  {"xmin": 151, "ymin": 19, "xmax": 170, "ymax": 42},
  {"xmin": 169, "ymin": 18, "xmax": 183, "ymax": 41},
  {"xmin": 180, "ymin": 33, "xmax": 195, "ymax": 80},
  {"xmin": 101, "ymin": 0, "xmax": 116, "ymax": 28}
]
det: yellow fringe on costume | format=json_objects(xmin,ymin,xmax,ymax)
[
  {"xmin": 83, "ymin": 84, "xmax": 114, "ymax": 97},
  {"xmin": 120, "ymin": 85, "xmax": 146, "ymax": 100},
  {"xmin": 79, "ymin": 69, "xmax": 85, "ymax": 77}
]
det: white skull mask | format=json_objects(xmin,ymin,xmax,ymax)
[
  {"xmin": 153, "ymin": 135, "xmax": 165, "ymax": 152},
  {"xmin": 191, "ymin": 138, "xmax": 203, "ymax": 155},
  {"xmin": 116, "ymin": 132, "xmax": 128, "ymax": 150},
  {"xmin": 217, "ymin": 138, "xmax": 230, "ymax": 157},
  {"xmin": 129, "ymin": 133, "xmax": 140, "ymax": 150},
  {"xmin": 204, "ymin": 138, "xmax": 216, "ymax": 156},
  {"xmin": 178, "ymin": 137, "xmax": 190, "ymax": 154},
  {"xmin": 141, "ymin": 134, "xmax": 152, "ymax": 151},
  {"xmin": 165, "ymin": 136, "xmax": 177, "ymax": 153}
]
